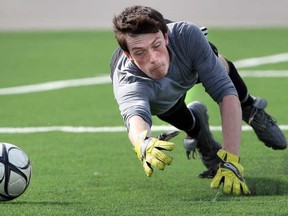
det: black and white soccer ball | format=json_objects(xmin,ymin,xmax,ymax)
[{"xmin": 0, "ymin": 142, "xmax": 32, "ymax": 201}]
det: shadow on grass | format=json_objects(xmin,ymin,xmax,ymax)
[
  {"xmin": 246, "ymin": 176, "xmax": 288, "ymax": 196},
  {"xmin": 1, "ymin": 201, "xmax": 82, "ymax": 205}
]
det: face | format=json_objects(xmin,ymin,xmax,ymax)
[{"xmin": 125, "ymin": 31, "xmax": 170, "ymax": 79}]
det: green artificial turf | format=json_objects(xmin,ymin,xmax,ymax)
[{"xmin": 0, "ymin": 28, "xmax": 287, "ymax": 215}]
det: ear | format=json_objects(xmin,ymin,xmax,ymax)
[
  {"xmin": 124, "ymin": 51, "xmax": 133, "ymax": 61},
  {"xmin": 164, "ymin": 33, "xmax": 169, "ymax": 45}
]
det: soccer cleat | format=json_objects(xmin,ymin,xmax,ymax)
[
  {"xmin": 183, "ymin": 136, "xmax": 198, "ymax": 159},
  {"xmin": 187, "ymin": 102, "xmax": 222, "ymax": 175},
  {"xmin": 242, "ymin": 97, "xmax": 287, "ymax": 150}
]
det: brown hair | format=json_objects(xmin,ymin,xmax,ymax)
[{"xmin": 112, "ymin": 5, "xmax": 168, "ymax": 52}]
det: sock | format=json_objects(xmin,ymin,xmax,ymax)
[
  {"xmin": 241, "ymin": 94, "xmax": 255, "ymax": 107},
  {"xmin": 226, "ymin": 59, "xmax": 255, "ymax": 107},
  {"xmin": 185, "ymin": 110, "xmax": 200, "ymax": 138}
]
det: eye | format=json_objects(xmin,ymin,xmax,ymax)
[
  {"xmin": 153, "ymin": 42, "xmax": 161, "ymax": 49},
  {"xmin": 135, "ymin": 51, "xmax": 144, "ymax": 56}
]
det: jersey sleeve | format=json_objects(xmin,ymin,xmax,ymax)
[
  {"xmin": 182, "ymin": 23, "xmax": 238, "ymax": 103},
  {"xmin": 112, "ymin": 74, "xmax": 153, "ymax": 129}
]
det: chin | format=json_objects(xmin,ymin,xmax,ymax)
[{"xmin": 153, "ymin": 73, "xmax": 167, "ymax": 80}]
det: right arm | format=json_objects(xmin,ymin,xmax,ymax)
[{"xmin": 128, "ymin": 115, "xmax": 175, "ymax": 177}]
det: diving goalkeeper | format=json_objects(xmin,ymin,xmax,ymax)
[{"xmin": 110, "ymin": 5, "xmax": 287, "ymax": 195}]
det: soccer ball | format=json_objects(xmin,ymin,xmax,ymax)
[{"xmin": 0, "ymin": 142, "xmax": 32, "ymax": 201}]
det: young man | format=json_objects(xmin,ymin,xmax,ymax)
[{"xmin": 110, "ymin": 5, "xmax": 286, "ymax": 195}]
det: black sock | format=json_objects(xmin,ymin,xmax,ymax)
[
  {"xmin": 185, "ymin": 110, "xmax": 200, "ymax": 138},
  {"xmin": 241, "ymin": 94, "xmax": 255, "ymax": 107},
  {"xmin": 226, "ymin": 59, "xmax": 255, "ymax": 107}
]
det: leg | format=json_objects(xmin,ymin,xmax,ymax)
[
  {"xmin": 186, "ymin": 101, "xmax": 222, "ymax": 178},
  {"xmin": 157, "ymin": 97, "xmax": 222, "ymax": 178},
  {"xmin": 218, "ymin": 54, "xmax": 287, "ymax": 150},
  {"xmin": 157, "ymin": 96, "xmax": 200, "ymax": 136}
]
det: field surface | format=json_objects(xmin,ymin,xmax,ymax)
[{"xmin": 0, "ymin": 28, "xmax": 288, "ymax": 215}]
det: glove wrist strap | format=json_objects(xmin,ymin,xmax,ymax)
[
  {"xmin": 135, "ymin": 130, "xmax": 150, "ymax": 160},
  {"xmin": 217, "ymin": 149, "xmax": 239, "ymax": 163}
]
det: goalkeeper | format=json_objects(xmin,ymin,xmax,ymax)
[{"xmin": 110, "ymin": 5, "xmax": 287, "ymax": 195}]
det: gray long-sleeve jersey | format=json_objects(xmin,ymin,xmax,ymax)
[{"xmin": 111, "ymin": 21, "xmax": 237, "ymax": 127}]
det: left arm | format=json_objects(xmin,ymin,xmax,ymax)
[
  {"xmin": 212, "ymin": 94, "xmax": 251, "ymax": 195},
  {"xmin": 219, "ymin": 94, "xmax": 242, "ymax": 156}
]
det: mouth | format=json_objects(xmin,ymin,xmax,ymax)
[
  {"xmin": 150, "ymin": 65, "xmax": 168, "ymax": 79},
  {"xmin": 151, "ymin": 64, "xmax": 162, "ymax": 72}
]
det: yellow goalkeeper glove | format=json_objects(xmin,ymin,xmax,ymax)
[
  {"xmin": 134, "ymin": 130, "xmax": 176, "ymax": 177},
  {"xmin": 210, "ymin": 149, "xmax": 251, "ymax": 195}
]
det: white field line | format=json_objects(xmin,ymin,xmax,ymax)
[
  {"xmin": 234, "ymin": 53, "xmax": 288, "ymax": 68},
  {"xmin": 0, "ymin": 75, "xmax": 111, "ymax": 95},
  {"xmin": 239, "ymin": 70, "xmax": 288, "ymax": 77},
  {"xmin": 1, "ymin": 53, "xmax": 288, "ymax": 96},
  {"xmin": 0, "ymin": 125, "xmax": 288, "ymax": 134}
]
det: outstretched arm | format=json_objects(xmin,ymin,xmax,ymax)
[{"xmin": 128, "ymin": 115, "xmax": 151, "ymax": 146}]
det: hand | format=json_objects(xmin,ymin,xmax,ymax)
[
  {"xmin": 134, "ymin": 130, "xmax": 175, "ymax": 177},
  {"xmin": 210, "ymin": 149, "xmax": 251, "ymax": 195}
]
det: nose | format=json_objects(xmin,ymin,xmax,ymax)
[{"xmin": 149, "ymin": 50, "xmax": 157, "ymax": 63}]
